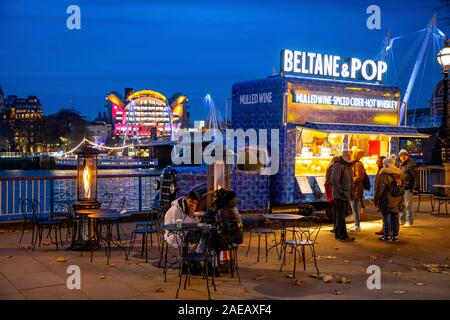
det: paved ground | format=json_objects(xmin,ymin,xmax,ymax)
[{"xmin": 0, "ymin": 199, "xmax": 449, "ymax": 300}]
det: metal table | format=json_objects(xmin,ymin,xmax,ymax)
[
  {"xmin": 263, "ymin": 213, "xmax": 305, "ymax": 262},
  {"xmin": 87, "ymin": 210, "xmax": 130, "ymax": 264}
]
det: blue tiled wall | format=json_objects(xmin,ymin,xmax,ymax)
[
  {"xmin": 175, "ymin": 165, "xmax": 270, "ymax": 212},
  {"xmin": 231, "ymin": 168, "xmax": 270, "ymax": 212},
  {"xmin": 175, "ymin": 166, "xmax": 207, "ymax": 197}
]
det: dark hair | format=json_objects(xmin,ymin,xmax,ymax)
[
  {"xmin": 187, "ymin": 191, "xmax": 201, "ymax": 201},
  {"xmin": 377, "ymin": 156, "xmax": 386, "ymax": 161},
  {"xmin": 214, "ymin": 189, "xmax": 237, "ymax": 209}
]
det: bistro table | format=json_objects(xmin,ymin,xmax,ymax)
[
  {"xmin": 86, "ymin": 209, "xmax": 130, "ymax": 264},
  {"xmin": 160, "ymin": 223, "xmax": 213, "ymax": 282},
  {"xmin": 68, "ymin": 201, "xmax": 101, "ymax": 251},
  {"xmin": 263, "ymin": 213, "xmax": 305, "ymax": 263}
]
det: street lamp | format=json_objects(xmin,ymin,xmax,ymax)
[{"xmin": 437, "ymin": 38, "xmax": 450, "ymax": 183}]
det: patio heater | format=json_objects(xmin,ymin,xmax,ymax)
[
  {"xmin": 75, "ymin": 145, "xmax": 101, "ymax": 206},
  {"xmin": 207, "ymin": 159, "xmax": 231, "ymax": 209},
  {"xmin": 69, "ymin": 144, "xmax": 102, "ymax": 251}
]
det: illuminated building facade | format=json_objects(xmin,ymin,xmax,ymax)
[
  {"xmin": 106, "ymin": 88, "xmax": 189, "ymax": 139},
  {"xmin": 4, "ymin": 95, "xmax": 44, "ymax": 152}
]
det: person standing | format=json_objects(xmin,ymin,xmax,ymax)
[
  {"xmin": 349, "ymin": 149, "xmax": 366, "ymax": 232},
  {"xmin": 398, "ymin": 149, "xmax": 419, "ymax": 227},
  {"xmin": 374, "ymin": 156, "xmax": 405, "ymax": 242},
  {"xmin": 330, "ymin": 149, "xmax": 355, "ymax": 242},
  {"xmin": 325, "ymin": 156, "xmax": 340, "ymax": 233},
  {"xmin": 374, "ymin": 156, "xmax": 386, "ymax": 236}
]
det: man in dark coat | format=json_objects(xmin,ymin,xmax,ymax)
[{"xmin": 330, "ymin": 149, "xmax": 355, "ymax": 242}]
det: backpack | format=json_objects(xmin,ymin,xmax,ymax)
[
  {"xmin": 391, "ymin": 176, "xmax": 405, "ymax": 197},
  {"xmin": 363, "ymin": 171, "xmax": 371, "ymax": 191}
]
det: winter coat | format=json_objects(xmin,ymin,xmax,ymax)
[
  {"xmin": 374, "ymin": 167, "xmax": 382, "ymax": 200},
  {"xmin": 164, "ymin": 197, "xmax": 200, "ymax": 247},
  {"xmin": 325, "ymin": 163, "xmax": 336, "ymax": 202},
  {"xmin": 374, "ymin": 167, "xmax": 405, "ymax": 213},
  {"xmin": 215, "ymin": 207, "xmax": 243, "ymax": 247},
  {"xmin": 399, "ymin": 158, "xmax": 419, "ymax": 191},
  {"xmin": 330, "ymin": 157, "xmax": 354, "ymax": 201},
  {"xmin": 352, "ymin": 160, "xmax": 366, "ymax": 200}
]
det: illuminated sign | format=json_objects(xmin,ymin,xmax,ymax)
[
  {"xmin": 292, "ymin": 92, "xmax": 397, "ymax": 109},
  {"xmin": 239, "ymin": 92, "xmax": 273, "ymax": 105},
  {"xmin": 281, "ymin": 49, "xmax": 388, "ymax": 82}
]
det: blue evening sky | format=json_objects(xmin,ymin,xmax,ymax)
[{"xmin": 0, "ymin": 0, "xmax": 448, "ymax": 121}]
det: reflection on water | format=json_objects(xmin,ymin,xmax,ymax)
[{"xmin": 0, "ymin": 168, "xmax": 160, "ymax": 178}]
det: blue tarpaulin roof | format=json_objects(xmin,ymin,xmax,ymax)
[{"xmin": 298, "ymin": 122, "xmax": 429, "ymax": 137}]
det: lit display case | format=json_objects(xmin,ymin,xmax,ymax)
[{"xmin": 295, "ymin": 128, "xmax": 388, "ymax": 176}]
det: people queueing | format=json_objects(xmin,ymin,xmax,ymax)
[
  {"xmin": 374, "ymin": 156, "xmax": 405, "ymax": 242},
  {"xmin": 374, "ymin": 155, "xmax": 387, "ymax": 236},
  {"xmin": 325, "ymin": 156, "xmax": 340, "ymax": 233},
  {"xmin": 330, "ymin": 149, "xmax": 355, "ymax": 242},
  {"xmin": 349, "ymin": 148, "xmax": 366, "ymax": 232},
  {"xmin": 398, "ymin": 149, "xmax": 419, "ymax": 227},
  {"xmin": 164, "ymin": 191, "xmax": 202, "ymax": 248}
]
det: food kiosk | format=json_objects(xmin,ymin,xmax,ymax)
[{"xmin": 232, "ymin": 49, "xmax": 428, "ymax": 205}]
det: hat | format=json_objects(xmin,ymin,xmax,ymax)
[
  {"xmin": 383, "ymin": 156, "xmax": 393, "ymax": 167},
  {"xmin": 399, "ymin": 149, "xmax": 409, "ymax": 156},
  {"xmin": 390, "ymin": 154, "xmax": 397, "ymax": 163}
]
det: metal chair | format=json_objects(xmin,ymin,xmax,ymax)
[
  {"xmin": 416, "ymin": 191, "xmax": 434, "ymax": 212},
  {"xmin": 113, "ymin": 196, "xmax": 127, "ymax": 242},
  {"xmin": 176, "ymin": 228, "xmax": 216, "ymax": 300},
  {"xmin": 245, "ymin": 215, "xmax": 279, "ymax": 262},
  {"xmin": 212, "ymin": 214, "xmax": 243, "ymax": 284},
  {"xmin": 19, "ymin": 198, "xmax": 42, "ymax": 245},
  {"xmin": 53, "ymin": 202, "xmax": 73, "ymax": 241},
  {"xmin": 30, "ymin": 200, "xmax": 66, "ymax": 251},
  {"xmin": 280, "ymin": 215, "xmax": 321, "ymax": 278},
  {"xmin": 100, "ymin": 192, "xmax": 114, "ymax": 209},
  {"xmin": 432, "ymin": 188, "xmax": 450, "ymax": 215},
  {"xmin": 126, "ymin": 208, "xmax": 161, "ymax": 263}
]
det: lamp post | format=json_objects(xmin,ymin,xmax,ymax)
[{"xmin": 437, "ymin": 38, "xmax": 450, "ymax": 184}]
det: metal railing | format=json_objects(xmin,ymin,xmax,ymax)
[
  {"xmin": 0, "ymin": 173, "xmax": 160, "ymax": 221},
  {"xmin": 418, "ymin": 165, "xmax": 445, "ymax": 192}
]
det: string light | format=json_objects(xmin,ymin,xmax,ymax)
[{"xmin": 61, "ymin": 138, "xmax": 133, "ymax": 156}]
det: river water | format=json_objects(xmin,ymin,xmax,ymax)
[
  {"xmin": 0, "ymin": 169, "xmax": 162, "ymax": 219},
  {"xmin": 0, "ymin": 168, "xmax": 160, "ymax": 178}
]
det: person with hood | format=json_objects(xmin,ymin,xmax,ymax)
[
  {"xmin": 374, "ymin": 156, "xmax": 405, "ymax": 242},
  {"xmin": 398, "ymin": 149, "xmax": 419, "ymax": 227},
  {"xmin": 214, "ymin": 189, "xmax": 243, "ymax": 247},
  {"xmin": 330, "ymin": 149, "xmax": 355, "ymax": 242},
  {"xmin": 164, "ymin": 191, "xmax": 201, "ymax": 248},
  {"xmin": 374, "ymin": 155, "xmax": 386, "ymax": 236}
]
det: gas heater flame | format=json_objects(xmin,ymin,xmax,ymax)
[{"xmin": 83, "ymin": 161, "xmax": 91, "ymax": 198}]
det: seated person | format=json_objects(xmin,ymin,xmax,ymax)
[
  {"xmin": 164, "ymin": 191, "xmax": 201, "ymax": 248},
  {"xmin": 214, "ymin": 189, "xmax": 244, "ymax": 249}
]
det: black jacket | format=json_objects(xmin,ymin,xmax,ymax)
[{"xmin": 400, "ymin": 158, "xmax": 419, "ymax": 191}]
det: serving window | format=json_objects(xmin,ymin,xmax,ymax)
[{"xmin": 295, "ymin": 127, "xmax": 390, "ymax": 176}]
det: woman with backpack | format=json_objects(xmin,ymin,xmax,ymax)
[{"xmin": 374, "ymin": 156, "xmax": 405, "ymax": 242}]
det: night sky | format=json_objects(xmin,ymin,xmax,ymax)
[{"xmin": 0, "ymin": 0, "xmax": 448, "ymax": 122}]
